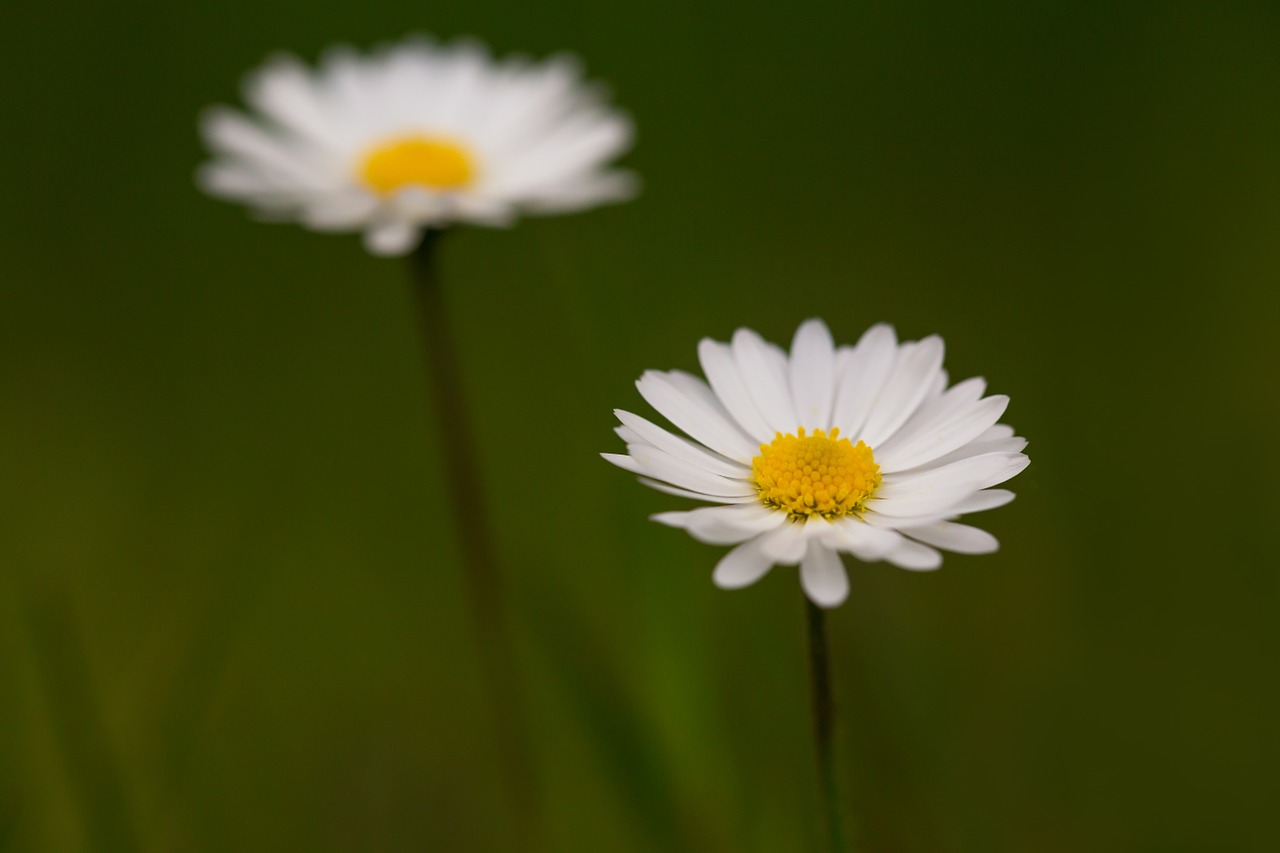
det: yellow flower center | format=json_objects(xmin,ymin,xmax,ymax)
[
  {"xmin": 359, "ymin": 136, "xmax": 476, "ymax": 194},
  {"xmin": 750, "ymin": 427, "xmax": 881, "ymax": 520}
]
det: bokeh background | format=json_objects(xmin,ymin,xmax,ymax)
[{"xmin": 3, "ymin": 0, "xmax": 1279, "ymax": 850}]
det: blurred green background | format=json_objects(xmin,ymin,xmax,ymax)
[{"xmin": 3, "ymin": 0, "xmax": 1279, "ymax": 850}]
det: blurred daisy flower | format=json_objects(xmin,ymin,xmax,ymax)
[
  {"xmin": 198, "ymin": 37, "xmax": 636, "ymax": 255},
  {"xmin": 605, "ymin": 320, "xmax": 1029, "ymax": 608}
]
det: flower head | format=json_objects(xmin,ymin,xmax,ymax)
[
  {"xmin": 604, "ymin": 320, "xmax": 1029, "ymax": 608},
  {"xmin": 198, "ymin": 37, "xmax": 636, "ymax": 255}
]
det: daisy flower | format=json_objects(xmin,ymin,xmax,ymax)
[
  {"xmin": 604, "ymin": 319, "xmax": 1029, "ymax": 608},
  {"xmin": 198, "ymin": 36, "xmax": 636, "ymax": 256}
]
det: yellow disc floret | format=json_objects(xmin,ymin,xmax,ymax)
[
  {"xmin": 750, "ymin": 427, "xmax": 881, "ymax": 520},
  {"xmin": 359, "ymin": 135, "xmax": 476, "ymax": 194}
]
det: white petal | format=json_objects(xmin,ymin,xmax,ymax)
[
  {"xmin": 827, "ymin": 517, "xmax": 903, "ymax": 560},
  {"xmin": 866, "ymin": 485, "xmax": 984, "ymax": 520},
  {"xmin": 862, "ymin": 509, "xmax": 923, "ymax": 528},
  {"xmin": 200, "ymin": 108, "xmax": 333, "ymax": 189},
  {"xmin": 517, "ymin": 170, "xmax": 638, "ymax": 214},
  {"xmin": 299, "ymin": 191, "xmax": 379, "ymax": 230},
  {"xmin": 614, "ymin": 410, "xmax": 747, "ymax": 478},
  {"xmin": 244, "ymin": 55, "xmax": 342, "ymax": 148},
  {"xmin": 867, "ymin": 458, "xmax": 1026, "ymax": 518},
  {"xmin": 731, "ymin": 327, "xmax": 799, "ymax": 433},
  {"xmin": 452, "ymin": 194, "xmax": 519, "ymax": 226},
  {"xmin": 949, "ymin": 489, "xmax": 1016, "ymax": 514},
  {"xmin": 906, "ymin": 435, "xmax": 1028, "ymax": 474},
  {"xmin": 800, "ymin": 542, "xmax": 850, "ymax": 608},
  {"xmin": 863, "ymin": 488, "xmax": 1017, "ymax": 527},
  {"xmin": 652, "ymin": 503, "xmax": 784, "ymax": 545},
  {"xmin": 197, "ymin": 162, "xmax": 288, "ymax": 201},
  {"xmin": 490, "ymin": 111, "xmax": 634, "ymax": 196},
  {"xmin": 867, "ymin": 451, "xmax": 1026, "ymax": 519},
  {"xmin": 875, "ymin": 394, "xmax": 1010, "ymax": 473},
  {"xmin": 417, "ymin": 40, "xmax": 491, "ymax": 129},
  {"xmin": 363, "ymin": 221, "xmax": 421, "ymax": 256},
  {"xmin": 638, "ymin": 477, "xmax": 755, "ymax": 504},
  {"xmin": 683, "ymin": 502, "xmax": 781, "ymax": 530},
  {"xmin": 900, "ymin": 521, "xmax": 999, "ymax": 554},
  {"xmin": 387, "ymin": 187, "xmax": 452, "ymax": 222},
  {"xmin": 830, "ymin": 324, "xmax": 897, "ymax": 438},
  {"xmin": 712, "ymin": 538, "xmax": 775, "ymax": 589},
  {"xmin": 924, "ymin": 368, "xmax": 949, "ymax": 402},
  {"xmin": 629, "ymin": 445, "xmax": 756, "ymax": 498},
  {"xmin": 601, "ymin": 452, "xmax": 641, "ymax": 473},
  {"xmin": 858, "ymin": 336, "xmax": 945, "ymax": 447},
  {"xmin": 884, "ymin": 539, "xmax": 943, "ymax": 571},
  {"xmin": 870, "ymin": 376, "xmax": 985, "ymax": 459},
  {"xmin": 973, "ymin": 453, "xmax": 1029, "ymax": 489},
  {"xmin": 698, "ymin": 339, "xmax": 774, "ymax": 441},
  {"xmin": 789, "ymin": 319, "xmax": 836, "ymax": 430},
  {"xmin": 864, "ymin": 488, "xmax": 1018, "ymax": 529},
  {"xmin": 879, "ymin": 452, "xmax": 1029, "ymax": 497},
  {"xmin": 467, "ymin": 53, "xmax": 586, "ymax": 145},
  {"xmin": 635, "ymin": 371, "xmax": 758, "ymax": 462},
  {"xmin": 756, "ymin": 522, "xmax": 808, "ymax": 565}
]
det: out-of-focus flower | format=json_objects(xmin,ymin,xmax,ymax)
[
  {"xmin": 604, "ymin": 319, "xmax": 1029, "ymax": 608},
  {"xmin": 198, "ymin": 37, "xmax": 636, "ymax": 255}
]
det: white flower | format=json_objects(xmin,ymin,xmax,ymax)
[
  {"xmin": 604, "ymin": 319, "xmax": 1030, "ymax": 608},
  {"xmin": 198, "ymin": 37, "xmax": 636, "ymax": 256}
]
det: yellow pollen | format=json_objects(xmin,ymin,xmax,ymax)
[
  {"xmin": 359, "ymin": 135, "xmax": 476, "ymax": 194},
  {"xmin": 750, "ymin": 427, "xmax": 882, "ymax": 520}
]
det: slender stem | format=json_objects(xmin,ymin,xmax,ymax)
[
  {"xmin": 806, "ymin": 597, "xmax": 846, "ymax": 853},
  {"xmin": 24, "ymin": 574, "xmax": 143, "ymax": 850},
  {"xmin": 408, "ymin": 230, "xmax": 541, "ymax": 842}
]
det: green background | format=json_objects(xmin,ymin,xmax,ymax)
[{"xmin": 3, "ymin": 0, "xmax": 1278, "ymax": 850}]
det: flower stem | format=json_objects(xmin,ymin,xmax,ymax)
[
  {"xmin": 408, "ymin": 229, "xmax": 541, "ymax": 843},
  {"xmin": 24, "ymin": 574, "xmax": 143, "ymax": 850},
  {"xmin": 805, "ymin": 597, "xmax": 847, "ymax": 852}
]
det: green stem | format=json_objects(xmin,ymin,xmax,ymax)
[
  {"xmin": 408, "ymin": 230, "xmax": 541, "ymax": 843},
  {"xmin": 23, "ymin": 574, "xmax": 143, "ymax": 850},
  {"xmin": 806, "ymin": 597, "xmax": 846, "ymax": 852}
]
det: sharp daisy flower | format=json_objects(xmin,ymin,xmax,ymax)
[
  {"xmin": 198, "ymin": 36, "xmax": 636, "ymax": 256},
  {"xmin": 605, "ymin": 320, "xmax": 1029, "ymax": 608}
]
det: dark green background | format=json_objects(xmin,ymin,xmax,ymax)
[{"xmin": 3, "ymin": 0, "xmax": 1278, "ymax": 850}]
